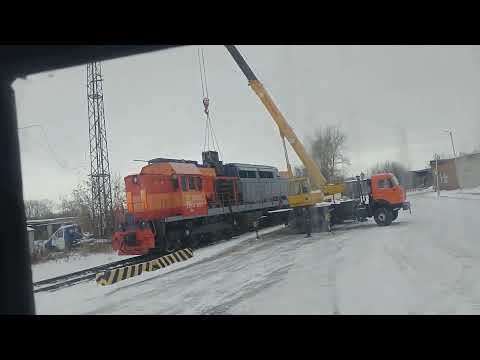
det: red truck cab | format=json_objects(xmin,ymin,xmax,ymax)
[
  {"xmin": 369, "ymin": 173, "xmax": 411, "ymax": 225},
  {"xmin": 371, "ymin": 173, "xmax": 406, "ymax": 205}
]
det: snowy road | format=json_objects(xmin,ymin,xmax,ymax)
[{"xmin": 34, "ymin": 192, "xmax": 480, "ymax": 314}]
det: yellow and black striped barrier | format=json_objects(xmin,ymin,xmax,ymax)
[{"xmin": 96, "ymin": 248, "xmax": 193, "ymax": 286}]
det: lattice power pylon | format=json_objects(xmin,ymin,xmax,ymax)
[{"xmin": 87, "ymin": 62, "xmax": 113, "ymax": 238}]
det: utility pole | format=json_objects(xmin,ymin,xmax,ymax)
[
  {"xmin": 434, "ymin": 153, "xmax": 440, "ymax": 197},
  {"xmin": 443, "ymin": 129, "xmax": 460, "ymax": 189},
  {"xmin": 443, "ymin": 129, "xmax": 457, "ymax": 158},
  {"xmin": 87, "ymin": 62, "xmax": 113, "ymax": 238}
]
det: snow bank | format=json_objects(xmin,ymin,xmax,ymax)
[
  {"xmin": 424, "ymin": 186, "xmax": 480, "ymax": 200},
  {"xmin": 406, "ymin": 187, "xmax": 434, "ymax": 196}
]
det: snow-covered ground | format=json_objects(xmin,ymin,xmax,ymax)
[
  {"xmin": 33, "ymin": 225, "xmax": 285, "ymax": 314},
  {"xmin": 424, "ymin": 186, "xmax": 480, "ymax": 200},
  {"xmin": 32, "ymin": 251, "xmax": 136, "ymax": 283},
  {"xmin": 34, "ymin": 192, "xmax": 480, "ymax": 314}
]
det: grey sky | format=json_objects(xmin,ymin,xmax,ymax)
[{"xmin": 14, "ymin": 45, "xmax": 480, "ymax": 202}]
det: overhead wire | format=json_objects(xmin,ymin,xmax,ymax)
[{"xmin": 17, "ymin": 124, "xmax": 88, "ymax": 174}]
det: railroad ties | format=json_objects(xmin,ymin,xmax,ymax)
[{"xmin": 95, "ymin": 248, "xmax": 193, "ymax": 286}]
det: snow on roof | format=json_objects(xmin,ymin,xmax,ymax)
[
  {"xmin": 26, "ymin": 217, "xmax": 79, "ymax": 225},
  {"xmin": 411, "ymin": 168, "xmax": 432, "ymax": 174},
  {"xmin": 27, "ymin": 226, "xmax": 35, "ymax": 232}
]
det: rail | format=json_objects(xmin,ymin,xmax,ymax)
[{"xmin": 32, "ymin": 253, "xmax": 157, "ymax": 293}]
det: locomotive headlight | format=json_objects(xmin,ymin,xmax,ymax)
[{"xmin": 133, "ymin": 175, "xmax": 139, "ymax": 184}]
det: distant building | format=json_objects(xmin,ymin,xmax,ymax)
[
  {"xmin": 430, "ymin": 157, "xmax": 459, "ymax": 190},
  {"xmin": 454, "ymin": 152, "xmax": 480, "ymax": 189},
  {"xmin": 429, "ymin": 152, "xmax": 480, "ymax": 191},
  {"xmin": 408, "ymin": 168, "xmax": 433, "ymax": 189},
  {"xmin": 27, "ymin": 226, "xmax": 35, "ymax": 255}
]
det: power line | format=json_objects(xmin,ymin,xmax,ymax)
[
  {"xmin": 18, "ymin": 124, "xmax": 67, "ymax": 169},
  {"xmin": 18, "ymin": 124, "xmax": 88, "ymax": 173}
]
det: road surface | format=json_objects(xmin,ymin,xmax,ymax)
[{"xmin": 34, "ymin": 192, "xmax": 480, "ymax": 314}]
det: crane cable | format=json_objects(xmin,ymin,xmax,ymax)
[{"xmin": 197, "ymin": 47, "xmax": 222, "ymax": 158}]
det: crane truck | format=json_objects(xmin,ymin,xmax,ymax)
[{"xmin": 225, "ymin": 45, "xmax": 411, "ymax": 232}]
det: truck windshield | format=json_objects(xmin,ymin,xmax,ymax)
[{"xmin": 390, "ymin": 176, "xmax": 400, "ymax": 187}]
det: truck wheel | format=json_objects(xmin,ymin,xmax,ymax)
[
  {"xmin": 374, "ymin": 207, "xmax": 393, "ymax": 226},
  {"xmin": 392, "ymin": 210, "xmax": 399, "ymax": 221}
]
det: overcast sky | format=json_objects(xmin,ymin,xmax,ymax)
[{"xmin": 14, "ymin": 45, "xmax": 480, "ymax": 202}]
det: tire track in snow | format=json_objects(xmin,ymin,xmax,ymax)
[
  {"xmin": 88, "ymin": 231, "xmax": 304, "ymax": 314},
  {"xmin": 328, "ymin": 234, "xmax": 347, "ymax": 315},
  {"xmin": 323, "ymin": 227, "xmax": 363, "ymax": 315},
  {"xmin": 433, "ymin": 248, "xmax": 480, "ymax": 313}
]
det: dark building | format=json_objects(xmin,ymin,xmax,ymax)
[
  {"xmin": 429, "ymin": 157, "xmax": 459, "ymax": 191},
  {"xmin": 454, "ymin": 152, "xmax": 480, "ymax": 189},
  {"xmin": 408, "ymin": 168, "xmax": 433, "ymax": 189}
]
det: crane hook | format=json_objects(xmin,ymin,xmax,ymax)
[{"xmin": 203, "ymin": 97, "xmax": 210, "ymax": 115}]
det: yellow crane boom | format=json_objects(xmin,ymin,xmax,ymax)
[
  {"xmin": 248, "ymin": 79, "xmax": 328, "ymax": 190},
  {"xmin": 225, "ymin": 45, "xmax": 343, "ymax": 205}
]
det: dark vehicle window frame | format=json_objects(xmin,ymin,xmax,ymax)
[
  {"xmin": 188, "ymin": 176, "xmax": 195, "ymax": 191},
  {"xmin": 259, "ymin": 171, "xmax": 273, "ymax": 179},
  {"xmin": 195, "ymin": 177, "xmax": 202, "ymax": 190},
  {"xmin": 171, "ymin": 176, "xmax": 179, "ymax": 191},
  {"xmin": 181, "ymin": 176, "xmax": 187, "ymax": 191},
  {"xmin": 378, "ymin": 179, "xmax": 386, "ymax": 189},
  {"xmin": 390, "ymin": 176, "xmax": 400, "ymax": 187}
]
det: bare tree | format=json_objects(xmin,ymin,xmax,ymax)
[
  {"xmin": 24, "ymin": 199, "xmax": 55, "ymax": 219},
  {"xmin": 57, "ymin": 180, "xmax": 94, "ymax": 233},
  {"xmin": 111, "ymin": 173, "xmax": 127, "ymax": 228},
  {"xmin": 308, "ymin": 125, "xmax": 350, "ymax": 183},
  {"xmin": 112, "ymin": 172, "xmax": 126, "ymax": 213},
  {"xmin": 58, "ymin": 175, "xmax": 125, "ymax": 235}
]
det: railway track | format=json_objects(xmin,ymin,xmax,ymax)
[
  {"xmin": 33, "ymin": 253, "xmax": 159, "ymax": 293},
  {"xmin": 33, "ymin": 238, "xmax": 233, "ymax": 293},
  {"xmin": 33, "ymin": 223, "xmax": 285, "ymax": 293}
]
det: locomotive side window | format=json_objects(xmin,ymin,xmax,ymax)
[
  {"xmin": 259, "ymin": 171, "xmax": 273, "ymax": 178},
  {"xmin": 239, "ymin": 170, "xmax": 248, "ymax": 178},
  {"xmin": 181, "ymin": 176, "xmax": 187, "ymax": 191},
  {"xmin": 188, "ymin": 176, "xmax": 195, "ymax": 191},
  {"xmin": 195, "ymin": 177, "xmax": 203, "ymax": 190},
  {"xmin": 171, "ymin": 175, "xmax": 179, "ymax": 190},
  {"xmin": 247, "ymin": 171, "xmax": 257, "ymax": 178}
]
